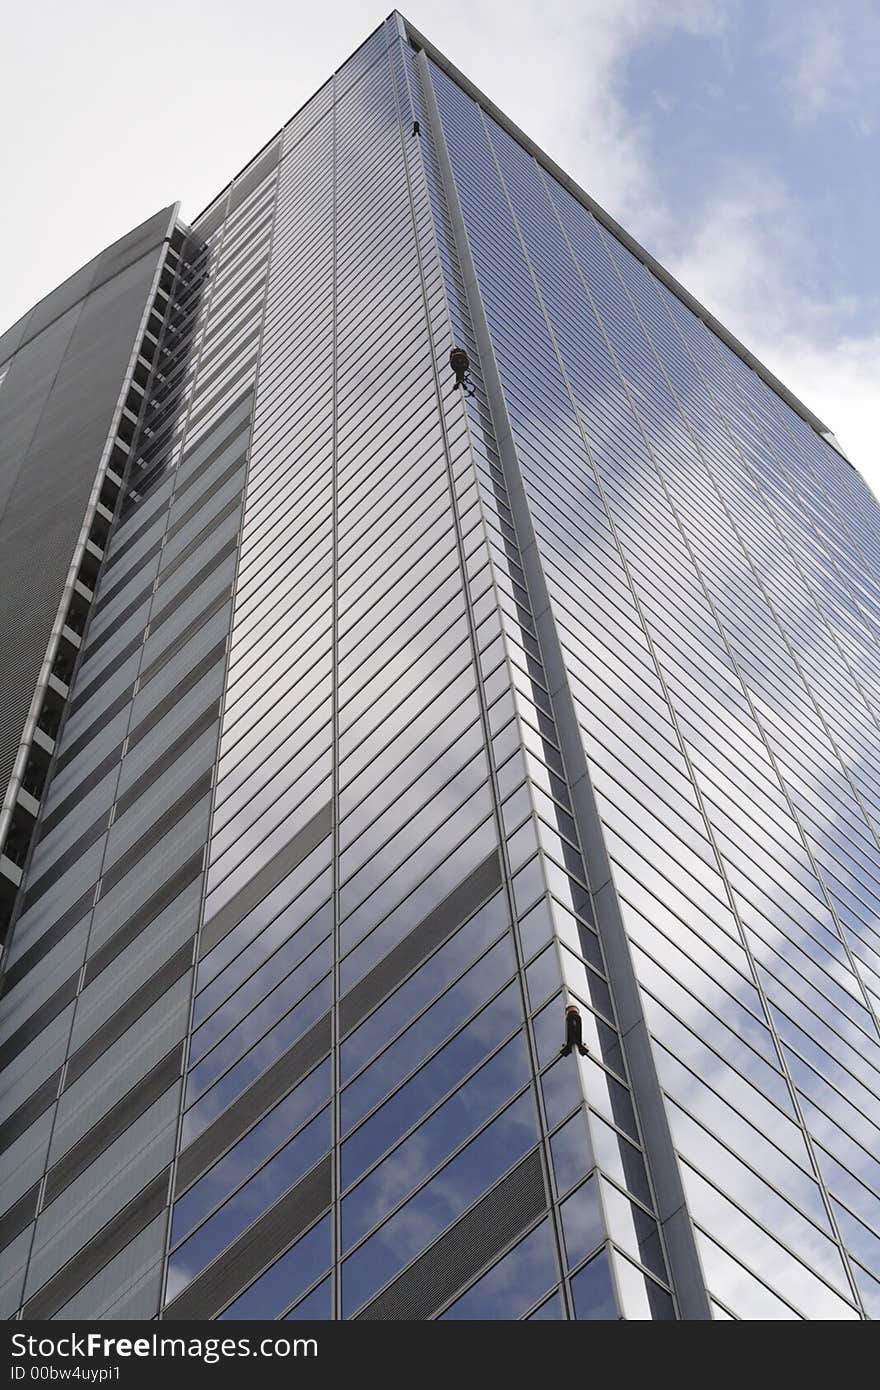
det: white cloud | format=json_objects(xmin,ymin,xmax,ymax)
[
  {"xmin": 766, "ymin": 335, "xmax": 880, "ymax": 492},
  {"xmin": 667, "ymin": 163, "xmax": 879, "ymax": 487},
  {"xmin": 770, "ymin": 13, "xmax": 853, "ymax": 126},
  {"xmin": 0, "ymin": 0, "xmax": 874, "ymax": 489},
  {"xmin": 438, "ymin": 0, "xmax": 879, "ymax": 488},
  {"xmin": 764, "ymin": 1, "xmax": 880, "ymax": 134},
  {"xmin": 446, "ymin": 0, "xmax": 727, "ymax": 239}
]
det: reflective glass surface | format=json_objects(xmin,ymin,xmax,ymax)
[{"xmin": 8, "ymin": 11, "xmax": 876, "ymax": 1326}]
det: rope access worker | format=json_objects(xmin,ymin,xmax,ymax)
[
  {"xmin": 449, "ymin": 345, "xmax": 475, "ymax": 396},
  {"xmin": 560, "ymin": 1003, "xmax": 589, "ymax": 1057}
]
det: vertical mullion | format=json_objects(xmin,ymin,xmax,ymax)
[{"xmin": 330, "ymin": 68, "xmax": 342, "ymax": 1324}]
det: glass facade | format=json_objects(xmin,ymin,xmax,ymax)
[{"xmin": 1, "ymin": 12, "xmax": 879, "ymax": 1321}]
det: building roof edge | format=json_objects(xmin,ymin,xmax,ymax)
[{"xmin": 399, "ymin": 13, "xmax": 852, "ymax": 466}]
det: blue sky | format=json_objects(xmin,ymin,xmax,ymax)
[
  {"xmin": 621, "ymin": 2, "xmax": 878, "ymax": 351},
  {"xmin": 1, "ymin": 1, "xmax": 876, "ymax": 483},
  {"xmin": 622, "ymin": 3, "xmax": 877, "ymax": 296}
]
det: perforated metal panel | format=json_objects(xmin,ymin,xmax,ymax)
[
  {"xmin": 198, "ymin": 802, "xmax": 332, "ymax": 957},
  {"xmin": 64, "ymin": 942, "xmax": 193, "ymax": 1087},
  {"xmin": 339, "ymin": 851, "xmax": 502, "ymax": 1036},
  {"xmin": 44, "ymin": 1044, "xmax": 184, "ymax": 1206},
  {"xmin": 163, "ymin": 1154, "xmax": 331, "ymax": 1320},
  {"xmin": 21, "ymin": 1169, "xmax": 170, "ymax": 1320},
  {"xmin": 174, "ymin": 1014, "xmax": 332, "ymax": 1194},
  {"xmin": 357, "ymin": 1150, "xmax": 547, "ymax": 1320}
]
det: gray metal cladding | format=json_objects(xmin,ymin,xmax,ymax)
[
  {"xmin": 83, "ymin": 584, "xmax": 153, "ymax": 653},
  {"xmin": 4, "ymin": 884, "xmax": 97, "ymax": 977},
  {"xmin": 114, "ymin": 706, "xmax": 220, "ymax": 818},
  {"xmin": 32, "ymin": 773, "xmax": 117, "ymax": 870},
  {"xmin": 0, "ymin": 900, "xmax": 93, "ymax": 1000},
  {"xmin": 51, "ymin": 1213, "xmax": 167, "ymax": 1321},
  {"xmin": 69, "ymin": 890, "xmax": 199, "ymax": 1054},
  {"xmin": 97, "ymin": 771, "xmax": 213, "ymax": 896},
  {"xmin": 0, "ymin": 1182, "xmax": 39, "ymax": 1251},
  {"xmin": 24, "ymin": 1087, "xmax": 180, "ymax": 1301},
  {"xmin": 51, "ymin": 706, "xmax": 131, "ymax": 782},
  {"xmin": 43, "ymin": 1045, "xmax": 185, "ymax": 1207},
  {"xmin": 49, "ymin": 977, "xmax": 191, "ymax": 1162},
  {"xmin": 0, "ymin": 1069, "xmax": 63, "ymax": 1153},
  {"xmin": 95, "ymin": 543, "xmax": 163, "ymax": 610},
  {"xmin": 85, "ymin": 814, "xmax": 206, "ymax": 949},
  {"xmin": 0, "ymin": 974, "xmax": 78, "ymax": 1069},
  {"xmin": 226, "ymin": 139, "xmax": 282, "ymax": 216},
  {"xmin": 0, "ymin": 1098, "xmax": 53, "ymax": 1214},
  {"xmin": 133, "ymin": 611, "xmax": 232, "ymax": 712},
  {"xmin": 103, "ymin": 507, "xmax": 171, "ymax": 579},
  {"xmin": 137, "ymin": 591, "xmax": 233, "ymax": 688},
  {"xmin": 0, "ymin": 135, "xmax": 271, "ymax": 1316},
  {"xmin": 155, "ymin": 497, "xmax": 244, "ymax": 586},
  {"xmin": 60, "ymin": 663, "xmax": 141, "ymax": 751},
  {"xmin": 0, "ymin": 1004, "xmax": 72, "ymax": 1126},
  {"xmin": 0, "ymin": 1227, "xmax": 32, "ymax": 1319},
  {"xmin": 14, "ymin": 844, "xmax": 101, "ymax": 940},
  {"xmin": 0, "ymin": 209, "xmax": 172, "ymax": 801},
  {"xmin": 78, "ymin": 594, "xmax": 151, "ymax": 672},
  {"xmin": 148, "ymin": 545, "xmax": 238, "ymax": 634},
  {"xmin": 21, "ymin": 1170, "xmax": 170, "ymax": 1320},
  {"xmin": 84, "ymin": 863, "xmax": 203, "ymax": 987},
  {"xmin": 0, "ymin": 920, "xmax": 87, "ymax": 1043},
  {"xmin": 64, "ymin": 942, "xmax": 194, "ymax": 1087},
  {"xmin": 38, "ymin": 747, "xmax": 124, "ymax": 839},
  {"xmin": 124, "ymin": 643, "xmax": 227, "ymax": 755},
  {"xmin": 21, "ymin": 813, "xmax": 112, "ymax": 910},
  {"xmin": 65, "ymin": 635, "xmax": 145, "ymax": 721}
]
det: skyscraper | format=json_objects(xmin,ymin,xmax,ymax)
[{"xmin": 1, "ymin": 11, "xmax": 879, "ymax": 1322}]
